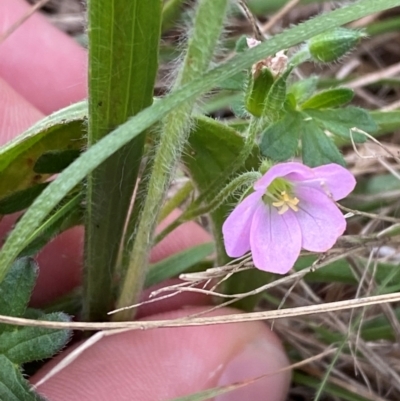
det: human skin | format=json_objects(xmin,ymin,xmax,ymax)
[{"xmin": 0, "ymin": 1, "xmax": 291, "ymax": 400}]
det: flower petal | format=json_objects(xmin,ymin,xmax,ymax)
[
  {"xmin": 295, "ymin": 186, "xmax": 346, "ymax": 252},
  {"xmin": 292, "ymin": 163, "xmax": 356, "ymax": 201},
  {"xmin": 250, "ymin": 203, "xmax": 302, "ymax": 274},
  {"xmin": 254, "ymin": 162, "xmax": 314, "ymax": 191},
  {"xmin": 222, "ymin": 191, "xmax": 263, "ymax": 258},
  {"xmin": 311, "ymin": 164, "xmax": 356, "ymax": 200}
]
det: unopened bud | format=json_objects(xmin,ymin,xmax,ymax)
[
  {"xmin": 244, "ymin": 38, "xmax": 288, "ymax": 117},
  {"xmin": 308, "ymin": 28, "xmax": 365, "ymax": 63},
  {"xmin": 245, "ymin": 68, "xmax": 274, "ymax": 117}
]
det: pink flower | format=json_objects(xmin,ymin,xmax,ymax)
[{"xmin": 222, "ymin": 163, "xmax": 356, "ymax": 274}]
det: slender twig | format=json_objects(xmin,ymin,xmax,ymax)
[
  {"xmin": 261, "ymin": 0, "xmax": 300, "ymax": 34},
  {"xmin": 1, "ymin": 292, "xmax": 400, "ymax": 331}
]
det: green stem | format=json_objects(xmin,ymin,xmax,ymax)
[
  {"xmin": 367, "ymin": 15, "xmax": 400, "ymax": 36},
  {"xmin": 158, "ymin": 180, "xmax": 194, "ymax": 222},
  {"xmin": 84, "ymin": 0, "xmax": 161, "ymax": 322},
  {"xmin": 155, "ymin": 171, "xmax": 261, "ymax": 244},
  {"xmin": 289, "ymin": 46, "xmax": 311, "ymax": 66},
  {"xmin": 119, "ymin": 152, "xmax": 154, "ymax": 276},
  {"xmin": 114, "ymin": 0, "xmax": 230, "ymax": 320}
]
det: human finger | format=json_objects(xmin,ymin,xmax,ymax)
[
  {"xmin": 30, "ymin": 209, "xmax": 210, "ymax": 306},
  {"xmin": 32, "ymin": 307, "xmax": 291, "ymax": 401},
  {"xmin": 0, "ymin": 0, "xmax": 87, "ymax": 114}
]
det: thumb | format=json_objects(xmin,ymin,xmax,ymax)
[{"xmin": 32, "ymin": 307, "xmax": 291, "ymax": 401}]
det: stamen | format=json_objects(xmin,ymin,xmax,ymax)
[{"xmin": 272, "ymin": 191, "xmax": 299, "ymax": 214}]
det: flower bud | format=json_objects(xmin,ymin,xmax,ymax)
[
  {"xmin": 308, "ymin": 28, "xmax": 366, "ymax": 63},
  {"xmin": 245, "ymin": 68, "xmax": 274, "ymax": 117},
  {"xmin": 244, "ymin": 38, "xmax": 288, "ymax": 117}
]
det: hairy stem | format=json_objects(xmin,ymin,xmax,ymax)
[{"xmin": 114, "ymin": 0, "xmax": 230, "ymax": 320}]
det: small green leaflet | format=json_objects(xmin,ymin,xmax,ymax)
[
  {"xmin": 260, "ymin": 112, "xmax": 301, "ymax": 161},
  {"xmin": 261, "ymin": 106, "xmax": 377, "ymax": 166},
  {"xmin": 301, "ymin": 118, "xmax": 345, "ymax": 166},
  {"xmin": 288, "ymin": 75, "xmax": 318, "ymax": 105},
  {"xmin": 0, "ymin": 101, "xmax": 86, "ymax": 200},
  {"xmin": 0, "ymin": 258, "xmax": 71, "ymax": 401},
  {"xmin": 300, "ymin": 88, "xmax": 354, "ymax": 109},
  {"xmin": 305, "ymin": 107, "xmax": 377, "ymax": 142}
]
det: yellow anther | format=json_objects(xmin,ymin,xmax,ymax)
[{"xmin": 272, "ymin": 191, "xmax": 299, "ymax": 215}]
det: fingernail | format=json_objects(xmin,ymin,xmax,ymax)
[{"xmin": 216, "ymin": 336, "xmax": 290, "ymax": 401}]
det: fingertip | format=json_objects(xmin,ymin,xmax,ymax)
[
  {"xmin": 0, "ymin": 215, "xmax": 82, "ymax": 307},
  {"xmin": 0, "ymin": 0, "xmax": 87, "ymax": 114},
  {"xmin": 0, "ymin": 76, "xmax": 44, "ymax": 145},
  {"xmin": 151, "ymin": 209, "xmax": 211, "ymax": 263},
  {"xmin": 31, "ymin": 225, "xmax": 83, "ymax": 307},
  {"xmin": 32, "ymin": 307, "xmax": 291, "ymax": 401}
]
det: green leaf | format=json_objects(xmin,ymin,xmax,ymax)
[
  {"xmin": 260, "ymin": 112, "xmax": 301, "ymax": 161},
  {"xmin": 0, "ymin": 101, "xmax": 86, "ymax": 199},
  {"xmin": 0, "ymin": 258, "xmax": 37, "ymax": 324},
  {"xmin": 33, "ymin": 149, "xmax": 81, "ymax": 174},
  {"xmin": 0, "ymin": 313, "xmax": 70, "ymax": 365},
  {"xmin": 85, "ymin": 0, "xmax": 162, "ymax": 321},
  {"xmin": 145, "ymin": 243, "xmax": 214, "ymax": 287},
  {"xmin": 296, "ymin": 254, "xmax": 400, "ymax": 289},
  {"xmin": 186, "ymin": 118, "xmax": 259, "ymax": 182},
  {"xmin": 0, "ymin": 355, "xmax": 45, "ymax": 401},
  {"xmin": 219, "ymin": 72, "xmax": 246, "ymax": 91},
  {"xmin": 2, "ymin": 0, "xmax": 400, "ymax": 284},
  {"xmin": 184, "ymin": 116, "xmax": 262, "ymax": 310},
  {"xmin": 294, "ymin": 371, "xmax": 375, "ymax": 401},
  {"xmin": 305, "ymin": 106, "xmax": 377, "ymax": 142},
  {"xmin": 184, "ymin": 117, "xmax": 260, "ymax": 260},
  {"xmin": 359, "ymin": 307, "xmax": 400, "ymax": 342},
  {"xmin": 230, "ymin": 97, "xmax": 248, "ymax": 119},
  {"xmin": 19, "ymin": 194, "xmax": 82, "ymax": 257},
  {"xmin": 0, "ymin": 261, "xmax": 70, "ymax": 400},
  {"xmin": 301, "ymin": 117, "xmax": 345, "ymax": 166},
  {"xmin": 288, "ymin": 75, "xmax": 318, "ymax": 104},
  {"xmin": 263, "ymin": 67, "xmax": 292, "ymax": 121},
  {"xmin": 0, "ymin": 183, "xmax": 49, "ymax": 215},
  {"xmin": 319, "ymin": 110, "xmax": 400, "ymax": 147},
  {"xmin": 315, "ymin": 301, "xmax": 400, "ymax": 344},
  {"xmin": 202, "ymin": 92, "xmax": 243, "ymax": 116},
  {"xmin": 224, "ymin": 269, "xmax": 273, "ymax": 311},
  {"xmin": 371, "ymin": 110, "xmax": 400, "ymax": 134},
  {"xmin": 284, "ymin": 93, "xmax": 297, "ymax": 111},
  {"xmin": 301, "ymin": 88, "xmax": 354, "ymax": 109},
  {"xmin": 245, "ymin": 69, "xmax": 274, "ymax": 117}
]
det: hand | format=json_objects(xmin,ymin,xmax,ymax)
[{"xmin": 0, "ymin": 1, "xmax": 291, "ymax": 400}]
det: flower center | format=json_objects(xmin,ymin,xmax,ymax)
[
  {"xmin": 262, "ymin": 178, "xmax": 300, "ymax": 214},
  {"xmin": 271, "ymin": 191, "xmax": 299, "ymax": 214}
]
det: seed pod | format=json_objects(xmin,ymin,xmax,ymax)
[{"xmin": 308, "ymin": 28, "xmax": 366, "ymax": 63}]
